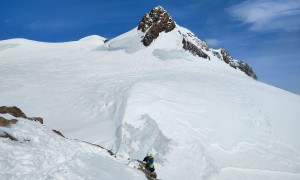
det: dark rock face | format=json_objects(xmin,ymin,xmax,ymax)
[
  {"xmin": 220, "ymin": 49, "xmax": 258, "ymax": 80},
  {"xmin": 212, "ymin": 51, "xmax": 222, "ymax": 59},
  {"xmin": 182, "ymin": 38, "xmax": 209, "ymax": 59},
  {"xmin": 0, "ymin": 106, "xmax": 44, "ymax": 124},
  {"xmin": 52, "ymin": 129, "xmax": 66, "ymax": 138},
  {"xmin": 180, "ymin": 30, "xmax": 210, "ymax": 51},
  {"xmin": 0, "ymin": 116, "xmax": 18, "ymax": 126},
  {"xmin": 0, "ymin": 106, "xmax": 27, "ymax": 118},
  {"xmin": 237, "ymin": 62, "xmax": 258, "ymax": 80},
  {"xmin": 138, "ymin": 6, "xmax": 176, "ymax": 46},
  {"xmin": 220, "ymin": 49, "xmax": 232, "ymax": 64}
]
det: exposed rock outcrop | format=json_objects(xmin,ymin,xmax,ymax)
[
  {"xmin": 182, "ymin": 38, "xmax": 209, "ymax": 59},
  {"xmin": 180, "ymin": 30, "xmax": 210, "ymax": 51},
  {"xmin": 0, "ymin": 106, "xmax": 114, "ymax": 157},
  {"xmin": 30, "ymin": 117, "xmax": 44, "ymax": 124},
  {"xmin": 0, "ymin": 106, "xmax": 27, "ymax": 118},
  {"xmin": 138, "ymin": 6, "xmax": 176, "ymax": 46},
  {"xmin": 0, "ymin": 106, "xmax": 62, "ymax": 142},
  {"xmin": 0, "ymin": 106, "xmax": 43, "ymax": 142},
  {"xmin": 52, "ymin": 129, "xmax": 66, "ymax": 138},
  {"xmin": 0, "ymin": 106, "xmax": 44, "ymax": 124},
  {"xmin": 220, "ymin": 48, "xmax": 258, "ymax": 80},
  {"xmin": 0, "ymin": 116, "xmax": 18, "ymax": 126},
  {"xmin": 212, "ymin": 51, "xmax": 222, "ymax": 59}
]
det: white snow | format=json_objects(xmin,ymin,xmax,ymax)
[
  {"xmin": 0, "ymin": 24, "xmax": 300, "ymax": 180},
  {"xmin": 0, "ymin": 114, "xmax": 145, "ymax": 179},
  {"xmin": 78, "ymin": 35, "xmax": 107, "ymax": 46},
  {"xmin": 79, "ymin": 35, "xmax": 107, "ymax": 42}
]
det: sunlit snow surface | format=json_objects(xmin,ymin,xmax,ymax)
[
  {"xmin": 0, "ymin": 114, "xmax": 145, "ymax": 180},
  {"xmin": 0, "ymin": 27, "xmax": 300, "ymax": 180}
]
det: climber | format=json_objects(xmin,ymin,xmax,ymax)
[{"xmin": 143, "ymin": 152, "xmax": 155, "ymax": 172}]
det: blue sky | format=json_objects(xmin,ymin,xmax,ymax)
[{"xmin": 1, "ymin": 0, "xmax": 299, "ymax": 95}]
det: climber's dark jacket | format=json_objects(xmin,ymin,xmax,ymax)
[{"xmin": 143, "ymin": 155, "xmax": 155, "ymax": 172}]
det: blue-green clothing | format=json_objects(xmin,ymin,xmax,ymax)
[{"xmin": 143, "ymin": 156, "xmax": 155, "ymax": 172}]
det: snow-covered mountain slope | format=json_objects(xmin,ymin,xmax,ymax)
[
  {"xmin": 79, "ymin": 35, "xmax": 108, "ymax": 45},
  {"xmin": 0, "ymin": 111, "xmax": 145, "ymax": 179},
  {"xmin": 1, "ymin": 6, "xmax": 300, "ymax": 180},
  {"xmin": 136, "ymin": 6, "xmax": 257, "ymax": 79}
]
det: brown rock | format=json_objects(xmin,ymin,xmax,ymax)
[
  {"xmin": 138, "ymin": 6, "xmax": 176, "ymax": 46},
  {"xmin": 0, "ymin": 116, "xmax": 18, "ymax": 126},
  {"xmin": 28, "ymin": 117, "xmax": 44, "ymax": 124},
  {"xmin": 52, "ymin": 129, "xmax": 66, "ymax": 138},
  {"xmin": 0, "ymin": 106, "xmax": 45, "ymax": 124},
  {"xmin": 0, "ymin": 106, "xmax": 27, "ymax": 118}
]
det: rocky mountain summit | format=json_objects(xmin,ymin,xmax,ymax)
[
  {"xmin": 137, "ymin": 6, "xmax": 257, "ymax": 79},
  {"xmin": 138, "ymin": 6, "xmax": 176, "ymax": 46}
]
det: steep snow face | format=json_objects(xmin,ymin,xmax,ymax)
[
  {"xmin": 119, "ymin": 72, "xmax": 300, "ymax": 180},
  {"xmin": 0, "ymin": 113, "xmax": 145, "ymax": 179}
]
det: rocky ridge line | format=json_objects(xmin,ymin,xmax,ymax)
[
  {"xmin": 219, "ymin": 49, "xmax": 257, "ymax": 79},
  {"xmin": 137, "ymin": 6, "xmax": 257, "ymax": 79},
  {"xmin": 182, "ymin": 38, "xmax": 209, "ymax": 59}
]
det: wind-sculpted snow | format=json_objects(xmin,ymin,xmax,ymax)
[
  {"xmin": 117, "ymin": 114, "xmax": 172, "ymax": 163},
  {"xmin": 0, "ymin": 113, "xmax": 145, "ymax": 179},
  {"xmin": 121, "ymin": 74, "xmax": 300, "ymax": 179},
  {"xmin": 97, "ymin": 29, "xmax": 145, "ymax": 54}
]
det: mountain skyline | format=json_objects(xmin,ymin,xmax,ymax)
[{"xmin": 1, "ymin": 0, "xmax": 299, "ymax": 95}]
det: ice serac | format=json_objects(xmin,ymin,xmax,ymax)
[{"xmin": 138, "ymin": 6, "xmax": 176, "ymax": 46}]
